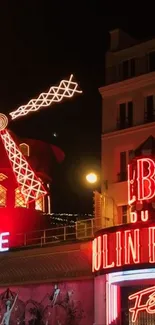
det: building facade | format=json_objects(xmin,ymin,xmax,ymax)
[
  {"xmin": 92, "ymin": 29, "xmax": 155, "ymax": 325},
  {"xmin": 100, "ymin": 28, "xmax": 155, "ymax": 226}
]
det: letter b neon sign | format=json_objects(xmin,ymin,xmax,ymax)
[{"xmin": 128, "ymin": 158, "xmax": 155, "ymax": 204}]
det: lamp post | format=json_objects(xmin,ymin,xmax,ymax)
[{"xmin": 85, "ymin": 172, "xmax": 116, "ymax": 227}]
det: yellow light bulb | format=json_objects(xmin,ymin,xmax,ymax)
[{"xmin": 86, "ymin": 173, "xmax": 97, "ymax": 184}]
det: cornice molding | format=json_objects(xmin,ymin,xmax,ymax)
[
  {"xmin": 102, "ymin": 121, "xmax": 155, "ymax": 140},
  {"xmin": 99, "ymin": 72, "xmax": 155, "ymax": 98}
]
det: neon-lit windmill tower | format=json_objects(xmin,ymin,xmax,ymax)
[{"xmin": 0, "ymin": 75, "xmax": 81, "ymax": 238}]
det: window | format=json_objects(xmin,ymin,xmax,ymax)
[
  {"xmin": 0, "ymin": 173, "xmax": 7, "ymax": 182},
  {"xmin": 119, "ymin": 58, "xmax": 135, "ymax": 80},
  {"xmin": 0, "ymin": 185, "xmax": 7, "ymax": 207},
  {"xmin": 144, "ymin": 95, "xmax": 155, "ymax": 123},
  {"xmin": 119, "ymin": 152, "xmax": 127, "ymax": 181},
  {"xmin": 15, "ymin": 188, "xmax": 27, "ymax": 208},
  {"xmin": 122, "ymin": 205, "xmax": 127, "ymax": 224},
  {"xmin": 148, "ymin": 51, "xmax": 155, "ymax": 72},
  {"xmin": 118, "ymin": 101, "xmax": 133, "ymax": 129},
  {"xmin": 35, "ymin": 196, "xmax": 44, "ymax": 211},
  {"xmin": 118, "ymin": 150, "xmax": 133, "ymax": 182},
  {"xmin": 128, "ymin": 149, "xmax": 134, "ymax": 161},
  {"xmin": 19, "ymin": 143, "xmax": 29, "ymax": 156}
]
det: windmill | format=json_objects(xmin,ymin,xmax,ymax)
[{"xmin": 0, "ymin": 75, "xmax": 81, "ymax": 206}]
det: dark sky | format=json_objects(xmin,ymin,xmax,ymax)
[{"xmin": 0, "ymin": 9, "xmax": 155, "ymax": 213}]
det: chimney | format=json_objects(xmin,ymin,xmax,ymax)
[{"xmin": 109, "ymin": 29, "xmax": 137, "ymax": 51}]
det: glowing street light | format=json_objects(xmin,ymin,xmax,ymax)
[{"xmin": 86, "ymin": 172, "xmax": 97, "ymax": 184}]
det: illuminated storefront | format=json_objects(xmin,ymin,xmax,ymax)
[{"xmin": 93, "ymin": 157, "xmax": 155, "ymax": 325}]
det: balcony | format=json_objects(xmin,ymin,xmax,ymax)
[
  {"xmin": 117, "ymin": 119, "xmax": 133, "ymax": 130},
  {"xmin": 144, "ymin": 114, "xmax": 155, "ymax": 124}
]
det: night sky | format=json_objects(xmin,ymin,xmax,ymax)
[{"xmin": 0, "ymin": 9, "xmax": 155, "ymax": 213}]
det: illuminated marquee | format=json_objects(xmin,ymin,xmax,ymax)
[
  {"xmin": 92, "ymin": 157, "xmax": 155, "ymax": 272},
  {"xmin": 129, "ymin": 286, "xmax": 155, "ymax": 322},
  {"xmin": 92, "ymin": 224, "xmax": 155, "ymax": 272}
]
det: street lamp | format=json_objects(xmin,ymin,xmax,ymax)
[{"xmin": 86, "ymin": 172, "xmax": 98, "ymax": 184}]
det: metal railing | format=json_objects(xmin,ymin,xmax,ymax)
[{"xmin": 12, "ymin": 217, "xmax": 105, "ymax": 250}]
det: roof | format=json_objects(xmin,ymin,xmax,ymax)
[
  {"xmin": 0, "ymin": 241, "xmax": 92, "ymax": 286},
  {"xmin": 135, "ymin": 136, "xmax": 155, "ymax": 156},
  {"xmin": 0, "ymin": 131, "xmax": 65, "ymax": 181}
]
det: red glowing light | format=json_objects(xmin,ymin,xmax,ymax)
[
  {"xmin": 137, "ymin": 158, "xmax": 155, "ymax": 201},
  {"xmin": 129, "ymin": 286, "xmax": 155, "ymax": 322},
  {"xmin": 92, "ymin": 224, "xmax": 155, "ymax": 272},
  {"xmin": 128, "ymin": 158, "xmax": 155, "ymax": 206},
  {"xmin": 128, "ymin": 163, "xmax": 136, "ymax": 205},
  {"xmin": 0, "ymin": 129, "xmax": 47, "ymax": 203},
  {"xmin": 92, "ymin": 236, "xmax": 101, "ymax": 271},
  {"xmin": 149, "ymin": 227, "xmax": 155, "ymax": 263},
  {"xmin": 103, "ymin": 234, "xmax": 115, "ymax": 269},
  {"xmin": 124, "ymin": 229, "xmax": 140, "ymax": 265},
  {"xmin": 116, "ymin": 231, "xmax": 122, "ymax": 267}
]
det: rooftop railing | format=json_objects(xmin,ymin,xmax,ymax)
[{"xmin": 12, "ymin": 217, "xmax": 105, "ymax": 249}]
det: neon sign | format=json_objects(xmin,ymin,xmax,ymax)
[
  {"xmin": 92, "ymin": 224, "xmax": 155, "ymax": 272},
  {"xmin": 0, "ymin": 232, "xmax": 10, "ymax": 252},
  {"xmin": 128, "ymin": 157, "xmax": 155, "ymax": 223},
  {"xmin": 129, "ymin": 286, "xmax": 155, "ymax": 322},
  {"xmin": 128, "ymin": 157, "xmax": 155, "ymax": 205}
]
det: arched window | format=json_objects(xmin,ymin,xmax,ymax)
[
  {"xmin": 35, "ymin": 196, "xmax": 44, "ymax": 211},
  {"xmin": 15, "ymin": 188, "xmax": 27, "ymax": 208},
  {"xmin": 19, "ymin": 143, "xmax": 30, "ymax": 157},
  {"xmin": 0, "ymin": 185, "xmax": 7, "ymax": 207}
]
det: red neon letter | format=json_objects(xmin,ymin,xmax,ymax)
[
  {"xmin": 103, "ymin": 234, "xmax": 115, "ymax": 269},
  {"xmin": 92, "ymin": 236, "xmax": 102, "ymax": 272},
  {"xmin": 128, "ymin": 164, "xmax": 136, "ymax": 205},
  {"xmin": 0, "ymin": 232, "xmax": 10, "ymax": 252},
  {"xmin": 137, "ymin": 158, "xmax": 155, "ymax": 201},
  {"xmin": 125, "ymin": 229, "xmax": 140, "ymax": 265},
  {"xmin": 149, "ymin": 227, "xmax": 155, "ymax": 263},
  {"xmin": 116, "ymin": 231, "xmax": 122, "ymax": 266},
  {"xmin": 129, "ymin": 286, "xmax": 155, "ymax": 322}
]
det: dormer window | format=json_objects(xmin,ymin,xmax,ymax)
[
  {"xmin": 119, "ymin": 58, "xmax": 135, "ymax": 81},
  {"xmin": 19, "ymin": 143, "xmax": 30, "ymax": 157}
]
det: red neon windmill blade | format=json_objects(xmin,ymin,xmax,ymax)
[{"xmin": 0, "ymin": 75, "xmax": 82, "ymax": 204}]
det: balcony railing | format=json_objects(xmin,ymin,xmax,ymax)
[
  {"xmin": 10, "ymin": 217, "xmax": 105, "ymax": 250},
  {"xmin": 117, "ymin": 119, "xmax": 133, "ymax": 130},
  {"xmin": 144, "ymin": 114, "xmax": 155, "ymax": 124}
]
